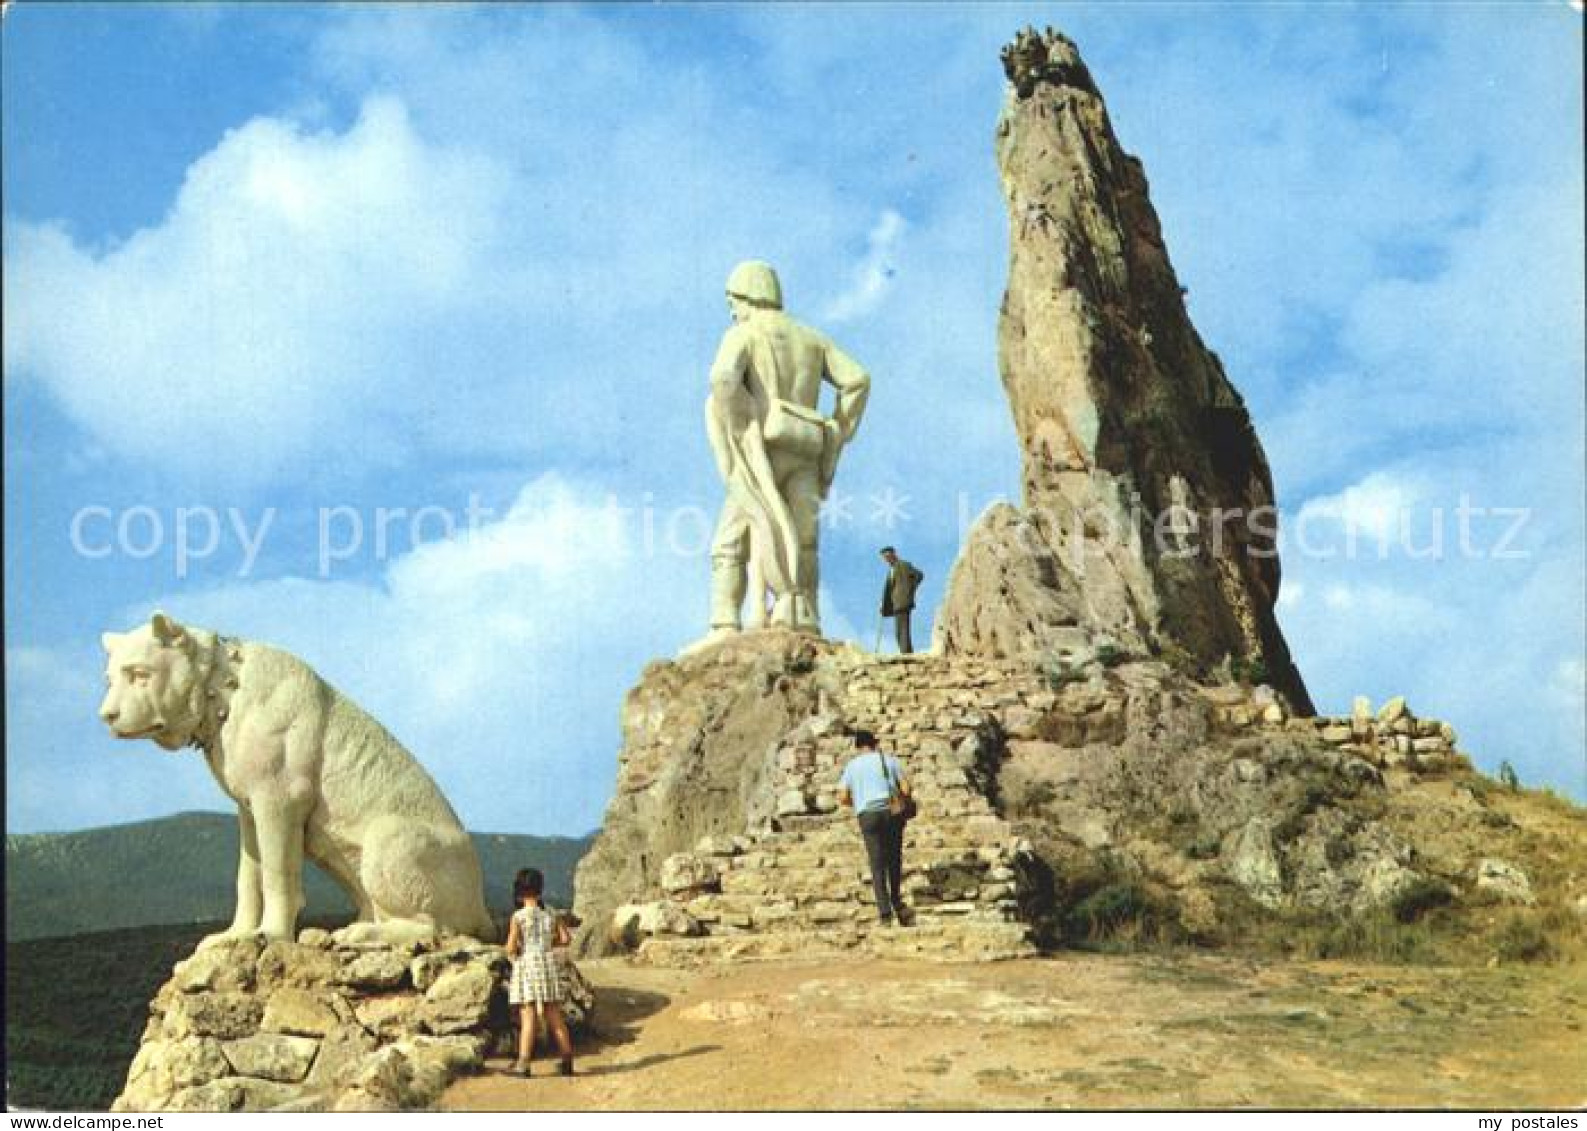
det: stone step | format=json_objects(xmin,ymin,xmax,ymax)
[
  {"xmin": 617, "ymin": 651, "xmax": 1051, "ymax": 966},
  {"xmin": 634, "ymin": 918, "xmax": 1035, "ymax": 966},
  {"xmin": 735, "ymin": 838, "xmax": 1018, "ymax": 870},
  {"xmin": 695, "ymin": 907, "xmax": 1024, "ymax": 937},
  {"xmin": 719, "ymin": 856, "xmax": 1002, "ymax": 887},
  {"xmin": 771, "ymin": 801, "xmax": 1001, "ymax": 825},
  {"xmin": 692, "ymin": 896, "xmax": 1025, "ymax": 923},
  {"xmin": 771, "ymin": 775, "xmax": 986, "ymax": 799},
  {"xmin": 740, "ymin": 826, "xmax": 1020, "ymax": 854}
]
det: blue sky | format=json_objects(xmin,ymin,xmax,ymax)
[{"xmin": 4, "ymin": 3, "xmax": 1583, "ymax": 837}]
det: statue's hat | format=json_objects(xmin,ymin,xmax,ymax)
[{"xmin": 725, "ymin": 260, "xmax": 783, "ymax": 309}]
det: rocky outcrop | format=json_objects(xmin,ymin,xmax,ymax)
[
  {"xmin": 113, "ymin": 929, "xmax": 593, "ymax": 1112},
  {"xmin": 993, "ymin": 664, "xmax": 1457, "ymax": 937},
  {"xmin": 933, "ymin": 503, "xmax": 1094, "ymax": 662},
  {"xmin": 572, "ymin": 632, "xmax": 833, "ymax": 955},
  {"xmin": 571, "ymin": 628, "xmax": 1484, "ymax": 964},
  {"xmin": 574, "ymin": 632, "xmax": 1042, "ymax": 963},
  {"xmin": 938, "ymin": 26, "xmax": 1310, "ymax": 713}
]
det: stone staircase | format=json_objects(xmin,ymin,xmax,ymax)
[{"xmin": 633, "ymin": 652, "xmax": 1053, "ymax": 963}]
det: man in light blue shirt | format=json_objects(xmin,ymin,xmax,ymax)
[{"xmin": 838, "ymin": 729, "xmax": 912, "ymax": 925}]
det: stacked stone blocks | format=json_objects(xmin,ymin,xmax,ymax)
[
  {"xmin": 1201, "ymin": 686, "xmax": 1468, "ymax": 775},
  {"xmin": 113, "ymin": 929, "xmax": 593, "ymax": 1112},
  {"xmin": 626, "ymin": 652, "xmax": 1061, "ymax": 963}
]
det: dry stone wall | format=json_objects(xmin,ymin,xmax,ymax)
[
  {"xmin": 1203, "ymin": 686, "xmax": 1467, "ymax": 774},
  {"xmin": 113, "ymin": 929, "xmax": 593, "ymax": 1113}
]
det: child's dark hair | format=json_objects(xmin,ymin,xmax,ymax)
[
  {"xmin": 512, "ymin": 867, "xmax": 545, "ymax": 905},
  {"xmin": 853, "ymin": 729, "xmax": 878, "ymax": 750}
]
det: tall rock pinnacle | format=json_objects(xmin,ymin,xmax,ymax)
[{"xmin": 938, "ymin": 27, "xmax": 1312, "ymax": 713}]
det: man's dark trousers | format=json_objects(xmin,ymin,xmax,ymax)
[
  {"xmin": 857, "ymin": 807, "xmax": 905, "ymax": 921},
  {"xmin": 894, "ymin": 611, "xmax": 914, "ymax": 654}
]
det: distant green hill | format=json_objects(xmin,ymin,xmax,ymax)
[
  {"xmin": 5, "ymin": 812, "xmax": 594, "ymax": 942},
  {"xmin": 6, "ymin": 921, "xmax": 218, "ymax": 1111}
]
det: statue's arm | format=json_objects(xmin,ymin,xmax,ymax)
[
  {"xmin": 823, "ymin": 338, "xmax": 871, "ymax": 443},
  {"xmin": 706, "ymin": 327, "xmax": 753, "ymax": 483},
  {"xmin": 709, "ymin": 327, "xmax": 753, "ymax": 425}
]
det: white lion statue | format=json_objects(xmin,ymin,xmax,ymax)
[{"xmin": 99, "ymin": 611, "xmax": 497, "ymax": 946}]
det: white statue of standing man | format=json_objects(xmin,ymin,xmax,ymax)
[{"xmin": 698, "ymin": 260, "xmax": 870, "ymax": 645}]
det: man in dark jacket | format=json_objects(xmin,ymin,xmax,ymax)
[{"xmin": 879, "ymin": 546, "xmax": 924, "ymax": 654}]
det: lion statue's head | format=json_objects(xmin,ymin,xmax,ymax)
[{"xmin": 99, "ymin": 612, "xmax": 219, "ymax": 751}]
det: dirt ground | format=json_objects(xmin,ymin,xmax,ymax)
[{"xmin": 443, "ymin": 951, "xmax": 1587, "ymax": 1110}]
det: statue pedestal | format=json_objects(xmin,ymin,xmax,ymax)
[
  {"xmin": 573, "ymin": 632, "xmax": 1048, "ymax": 963},
  {"xmin": 114, "ymin": 931, "xmax": 593, "ymax": 1112}
]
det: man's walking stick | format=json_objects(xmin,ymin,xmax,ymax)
[{"xmin": 874, "ymin": 613, "xmax": 884, "ymax": 654}]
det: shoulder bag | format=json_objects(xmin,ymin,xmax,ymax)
[{"xmin": 879, "ymin": 751, "xmax": 918, "ymax": 823}]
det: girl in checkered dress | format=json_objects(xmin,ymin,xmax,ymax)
[{"xmin": 505, "ymin": 867, "xmax": 575, "ymax": 1077}]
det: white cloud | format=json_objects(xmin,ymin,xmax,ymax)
[
  {"xmin": 1276, "ymin": 580, "xmax": 1305, "ymax": 609},
  {"xmin": 7, "ymin": 645, "xmax": 81, "ymax": 694},
  {"xmin": 1321, "ymin": 585, "xmax": 1352, "ymax": 611},
  {"xmin": 1341, "ymin": 182, "xmax": 1586, "ymax": 437},
  {"xmin": 1320, "ymin": 582, "xmax": 1444, "ymax": 623},
  {"xmin": 1296, "ymin": 471, "xmax": 1424, "ymax": 547},
  {"xmin": 1550, "ymin": 657, "xmax": 1586, "ymax": 714},
  {"xmin": 298, "ymin": 4, "xmax": 1026, "ymax": 550},
  {"xmin": 824, "ymin": 210, "xmax": 907, "ymax": 324},
  {"xmin": 17, "ymin": 472, "xmax": 900, "ymax": 835},
  {"xmin": 1279, "ymin": 541, "xmax": 1583, "ymax": 797},
  {"xmin": 107, "ymin": 475, "xmax": 700, "ymax": 833},
  {"xmin": 6, "ymin": 11, "xmax": 978, "ymax": 500},
  {"xmin": 4, "ymin": 98, "xmax": 511, "ymax": 488},
  {"xmin": 48, "ymin": 473, "xmax": 868, "ymax": 835},
  {"xmin": 1105, "ymin": 11, "xmax": 1580, "ymax": 384}
]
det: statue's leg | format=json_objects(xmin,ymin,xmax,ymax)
[
  {"xmin": 783, "ymin": 463, "xmax": 823, "ymax": 633},
  {"xmin": 305, "ymin": 825, "xmax": 374, "ymax": 923},
  {"xmin": 199, "ymin": 808, "xmax": 264, "ymax": 949},
  {"xmin": 336, "ymin": 817, "xmax": 490, "ymax": 944},
  {"xmin": 252, "ymin": 797, "xmax": 309, "ymax": 941},
  {"xmin": 709, "ymin": 500, "xmax": 751, "ymax": 632},
  {"xmin": 231, "ymin": 808, "xmax": 264, "ymax": 932},
  {"xmin": 745, "ymin": 543, "xmax": 769, "ymax": 629}
]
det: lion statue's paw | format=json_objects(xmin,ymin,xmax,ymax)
[
  {"xmin": 332, "ymin": 919, "xmax": 439, "ymax": 951},
  {"xmin": 196, "ymin": 928, "xmax": 265, "ymax": 952}
]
